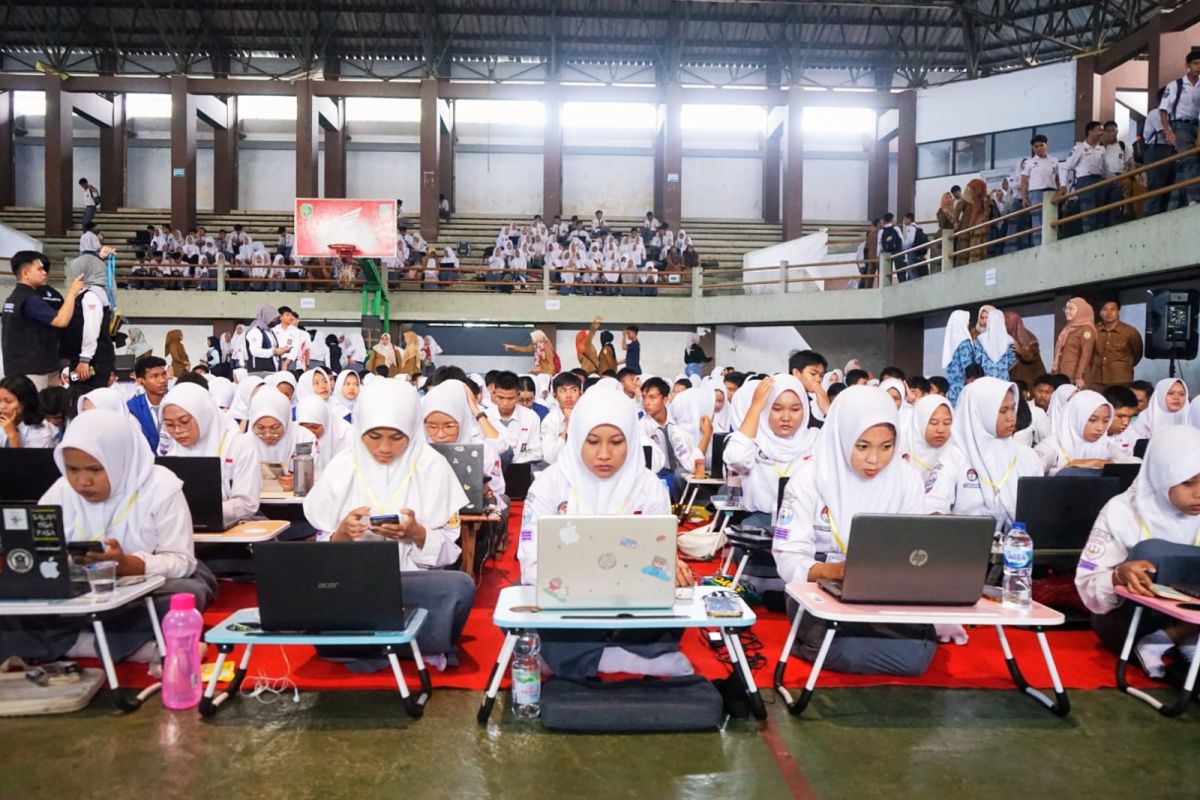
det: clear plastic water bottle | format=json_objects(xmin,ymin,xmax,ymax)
[
  {"xmin": 161, "ymin": 593, "xmax": 204, "ymax": 709},
  {"xmin": 511, "ymin": 630, "xmax": 541, "ymax": 720},
  {"xmin": 728, "ymin": 472, "xmax": 743, "ymax": 506},
  {"xmin": 1002, "ymin": 522, "xmax": 1033, "ymax": 609}
]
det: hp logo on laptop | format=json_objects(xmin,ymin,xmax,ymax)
[{"xmin": 908, "ymin": 549, "xmax": 929, "ymax": 567}]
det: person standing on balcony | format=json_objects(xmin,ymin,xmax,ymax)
[
  {"xmin": 1100, "ymin": 121, "xmax": 1128, "ymax": 225},
  {"xmin": 1019, "ymin": 134, "xmax": 1061, "ymax": 247},
  {"xmin": 1063, "ymin": 121, "xmax": 1108, "ymax": 233},
  {"xmin": 78, "ymin": 178, "xmax": 99, "ymax": 230},
  {"xmin": 1142, "ymin": 86, "xmax": 1175, "ymax": 216},
  {"xmin": 1158, "ymin": 49, "xmax": 1200, "ymax": 209},
  {"xmin": 1090, "ymin": 299, "xmax": 1143, "ymax": 391}
]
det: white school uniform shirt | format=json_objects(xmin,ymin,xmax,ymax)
[
  {"xmin": 486, "ymin": 404, "xmax": 542, "ymax": 464},
  {"xmin": 1158, "ymin": 74, "xmax": 1200, "ymax": 122},
  {"xmin": 245, "ymin": 326, "xmax": 277, "ymax": 367},
  {"xmin": 1020, "ymin": 155, "xmax": 1060, "ymax": 194},
  {"xmin": 1014, "ymin": 404, "xmax": 1051, "ymax": 448},
  {"xmin": 639, "ymin": 414, "xmax": 701, "ymax": 474},
  {"xmin": 722, "ymin": 430, "xmax": 813, "ymax": 516},
  {"xmin": 1143, "ymin": 111, "xmax": 1166, "ymax": 145},
  {"xmin": 1062, "ymin": 141, "xmax": 1107, "ymax": 183},
  {"xmin": 1101, "ymin": 142, "xmax": 1126, "ymax": 177},
  {"xmin": 77, "ymin": 287, "xmax": 107, "ymax": 363},
  {"xmin": 0, "ymin": 422, "xmax": 55, "ymax": 449},
  {"xmin": 272, "ymin": 324, "xmax": 307, "ymax": 367},
  {"xmin": 926, "ymin": 443, "xmax": 1042, "ymax": 530},
  {"xmin": 539, "ymin": 407, "xmax": 568, "ymax": 464},
  {"xmin": 81, "ymin": 185, "xmax": 97, "ymax": 207}
]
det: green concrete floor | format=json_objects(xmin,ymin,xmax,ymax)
[{"xmin": 4, "ymin": 687, "xmax": 1200, "ymax": 799}]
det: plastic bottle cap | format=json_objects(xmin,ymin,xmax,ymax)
[{"xmin": 169, "ymin": 593, "xmax": 196, "ymax": 612}]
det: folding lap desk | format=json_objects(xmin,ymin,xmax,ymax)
[
  {"xmin": 478, "ymin": 584, "xmax": 766, "ymax": 725},
  {"xmin": 1115, "ymin": 586, "xmax": 1200, "ymax": 717},
  {"xmin": 0, "ymin": 575, "xmax": 167, "ymax": 712},
  {"xmin": 775, "ymin": 581, "xmax": 1070, "ymax": 717},
  {"xmin": 199, "ymin": 606, "xmax": 431, "ymax": 719}
]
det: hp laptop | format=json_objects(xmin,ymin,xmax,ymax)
[
  {"xmin": 156, "ymin": 456, "xmax": 226, "ymax": 533},
  {"xmin": 536, "ymin": 515, "xmax": 678, "ymax": 610},
  {"xmin": 817, "ymin": 514, "xmax": 995, "ymax": 605},
  {"xmin": 1014, "ymin": 476, "xmax": 1123, "ymax": 556},
  {"xmin": 0, "ymin": 504, "xmax": 88, "ymax": 599},
  {"xmin": 430, "ymin": 442, "xmax": 485, "ymax": 512},
  {"xmin": 1101, "ymin": 463, "xmax": 1140, "ymax": 493},
  {"xmin": 0, "ymin": 449, "xmax": 62, "ymax": 502},
  {"xmin": 253, "ymin": 541, "xmax": 413, "ymax": 633}
]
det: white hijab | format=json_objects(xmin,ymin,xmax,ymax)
[
  {"xmin": 302, "ymin": 379, "xmax": 466, "ymax": 531},
  {"xmin": 669, "ymin": 385, "xmax": 715, "ymax": 444},
  {"xmin": 1189, "ymin": 395, "xmax": 1200, "ymax": 429},
  {"xmin": 902, "ymin": 394, "xmax": 954, "ymax": 472},
  {"xmin": 296, "ymin": 396, "xmax": 352, "ymax": 469},
  {"xmin": 813, "ymin": 385, "xmax": 918, "ymax": 546},
  {"xmin": 1056, "ymin": 390, "xmax": 1114, "ymax": 461},
  {"xmin": 296, "ymin": 367, "xmax": 330, "ymax": 403},
  {"xmin": 207, "ymin": 376, "xmax": 236, "ymax": 411},
  {"xmin": 1048, "ymin": 384, "xmax": 1078, "ymax": 437},
  {"xmin": 1139, "ymin": 377, "xmax": 1190, "ymax": 434},
  {"xmin": 977, "ymin": 310, "xmax": 1013, "ymax": 363},
  {"xmin": 330, "ymin": 370, "xmax": 359, "ymax": 417},
  {"xmin": 243, "ymin": 388, "xmax": 309, "ymax": 463},
  {"xmin": 420, "ymin": 380, "xmax": 477, "ymax": 444},
  {"xmin": 952, "ymin": 377, "xmax": 1023, "ymax": 518},
  {"xmin": 942, "ymin": 309, "xmax": 972, "ymax": 368},
  {"xmin": 728, "ymin": 378, "xmax": 762, "ymax": 431},
  {"xmin": 51, "ymin": 409, "xmax": 178, "ymax": 543},
  {"xmin": 230, "ymin": 376, "xmax": 265, "ymax": 423},
  {"xmin": 264, "ymin": 371, "xmax": 298, "ymax": 407},
  {"xmin": 161, "ymin": 383, "xmax": 238, "ymax": 457},
  {"xmin": 755, "ymin": 374, "xmax": 817, "ymax": 464},
  {"xmin": 1129, "ymin": 426, "xmax": 1200, "ymax": 540}
]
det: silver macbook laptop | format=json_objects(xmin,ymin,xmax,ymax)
[
  {"xmin": 536, "ymin": 515, "xmax": 678, "ymax": 610},
  {"xmin": 817, "ymin": 514, "xmax": 994, "ymax": 605}
]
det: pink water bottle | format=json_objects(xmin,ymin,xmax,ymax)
[{"xmin": 161, "ymin": 593, "xmax": 203, "ymax": 710}]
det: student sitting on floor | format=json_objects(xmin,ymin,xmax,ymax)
[
  {"xmin": 303, "ymin": 379, "xmax": 475, "ymax": 667},
  {"xmin": 518, "ymin": 381, "xmax": 694, "ymax": 680},
  {"xmin": 239, "ymin": 389, "xmax": 318, "ymax": 493},
  {"xmin": 1076, "ymin": 427, "xmax": 1200, "ymax": 679},
  {"xmin": 723, "ymin": 375, "xmax": 818, "ymax": 528},
  {"xmin": 296, "ymin": 367, "xmax": 332, "ymax": 404},
  {"xmin": 539, "ymin": 371, "xmax": 583, "ymax": 465},
  {"xmin": 0, "ymin": 409, "xmax": 215, "ymax": 663},
  {"xmin": 264, "ymin": 371, "xmax": 298, "ymax": 409},
  {"xmin": 1104, "ymin": 385, "xmax": 1141, "ymax": 458},
  {"xmin": 229, "ymin": 375, "xmax": 265, "ymax": 432},
  {"xmin": 1034, "ymin": 390, "xmax": 1138, "ymax": 475},
  {"xmin": 638, "ymin": 376, "xmax": 704, "ymax": 501},
  {"xmin": 0, "ymin": 375, "xmax": 55, "ymax": 448},
  {"xmin": 329, "ymin": 370, "xmax": 360, "ymax": 422},
  {"xmin": 773, "ymin": 385, "xmax": 935, "ymax": 676},
  {"xmin": 927, "ymin": 377, "xmax": 1042, "ymax": 534},
  {"xmin": 1128, "ymin": 377, "xmax": 1190, "ymax": 441},
  {"xmin": 296, "ymin": 396, "xmax": 353, "ymax": 472},
  {"xmin": 899, "ymin": 394, "xmax": 954, "ymax": 489},
  {"xmin": 161, "ymin": 383, "xmax": 262, "ymax": 527}
]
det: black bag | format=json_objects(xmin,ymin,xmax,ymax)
[
  {"xmin": 880, "ymin": 225, "xmax": 902, "ymax": 254},
  {"xmin": 539, "ymin": 676, "xmax": 725, "ymax": 732}
]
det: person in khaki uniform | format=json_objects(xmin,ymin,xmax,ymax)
[
  {"xmin": 1090, "ymin": 300, "xmax": 1143, "ymax": 390},
  {"xmin": 1052, "ymin": 297, "xmax": 1096, "ymax": 388}
]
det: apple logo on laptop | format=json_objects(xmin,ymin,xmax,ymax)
[
  {"xmin": 39, "ymin": 560, "xmax": 60, "ymax": 580},
  {"xmin": 559, "ymin": 523, "xmax": 580, "ymax": 545}
]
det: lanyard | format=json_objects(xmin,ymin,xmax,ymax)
[
  {"xmin": 569, "ymin": 486, "xmax": 629, "ymax": 517},
  {"xmin": 978, "ymin": 457, "xmax": 1018, "ymax": 496},
  {"xmin": 772, "ymin": 458, "xmax": 799, "ymax": 479},
  {"xmin": 1139, "ymin": 517, "xmax": 1200, "ymax": 546},
  {"xmin": 827, "ymin": 509, "xmax": 848, "ymax": 554},
  {"xmin": 75, "ymin": 490, "xmax": 139, "ymax": 543},
  {"xmin": 909, "ymin": 453, "xmax": 933, "ymax": 473},
  {"xmin": 353, "ymin": 452, "xmax": 420, "ymax": 514}
]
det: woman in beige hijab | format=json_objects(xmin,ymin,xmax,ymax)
[
  {"xmin": 399, "ymin": 331, "xmax": 422, "ymax": 377},
  {"xmin": 164, "ymin": 329, "xmax": 190, "ymax": 377},
  {"xmin": 366, "ymin": 333, "xmax": 404, "ymax": 378},
  {"xmin": 1052, "ymin": 297, "xmax": 1097, "ymax": 388}
]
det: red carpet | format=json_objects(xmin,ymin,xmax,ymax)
[{"xmin": 94, "ymin": 502, "xmax": 1162, "ymax": 693}]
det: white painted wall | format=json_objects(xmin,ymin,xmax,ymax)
[
  {"xmin": 127, "ymin": 147, "xmax": 171, "ymax": 209},
  {"xmin": 454, "ymin": 152, "xmax": 542, "ymax": 215},
  {"xmin": 715, "ymin": 325, "xmax": 810, "ymax": 374},
  {"xmin": 682, "ymin": 156, "xmax": 762, "ymax": 220},
  {"xmin": 239, "ymin": 149, "xmax": 296, "ymax": 210},
  {"xmin": 915, "ymin": 62, "xmax": 1076, "ymax": 142},
  {"xmin": 562, "ymin": 154, "xmax": 654, "ymax": 218},
  {"xmin": 803, "ymin": 158, "xmax": 869, "ymax": 221},
  {"xmin": 14, "ymin": 142, "xmax": 44, "ymax": 207},
  {"xmin": 346, "ymin": 150, "xmax": 420, "ymax": 206}
]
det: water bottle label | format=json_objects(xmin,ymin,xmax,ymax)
[
  {"xmin": 1003, "ymin": 547, "xmax": 1032, "ymax": 569},
  {"xmin": 513, "ymin": 670, "xmax": 540, "ymax": 704}
]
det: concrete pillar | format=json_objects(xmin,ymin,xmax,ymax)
[
  {"xmin": 43, "ymin": 77, "xmax": 73, "ymax": 236},
  {"xmin": 1075, "ymin": 56, "xmax": 1099, "ymax": 140},
  {"xmin": 885, "ymin": 318, "xmax": 924, "ymax": 375},
  {"xmin": 99, "ymin": 94, "xmax": 125, "ymax": 212},
  {"xmin": 543, "ymin": 83, "xmax": 563, "ymax": 221},
  {"xmin": 212, "ymin": 96, "xmax": 238, "ymax": 213},
  {"xmin": 782, "ymin": 88, "xmax": 804, "ymax": 241},
  {"xmin": 439, "ymin": 94, "xmax": 454, "ymax": 211},
  {"xmin": 295, "ymin": 79, "xmax": 320, "ymax": 198},
  {"xmin": 896, "ymin": 91, "xmax": 917, "ymax": 223},
  {"xmin": 170, "ymin": 75, "xmax": 197, "ymax": 232},
  {"xmin": 762, "ymin": 125, "xmax": 781, "ymax": 224},
  {"xmin": 419, "ymin": 78, "xmax": 441, "ymax": 241},
  {"xmin": 661, "ymin": 83, "xmax": 683, "ymax": 226},
  {"xmin": 0, "ymin": 92, "xmax": 13, "ymax": 209},
  {"xmin": 323, "ymin": 98, "xmax": 347, "ymax": 199},
  {"xmin": 867, "ymin": 134, "xmax": 890, "ymax": 219},
  {"xmin": 653, "ymin": 106, "xmax": 666, "ymax": 215}
]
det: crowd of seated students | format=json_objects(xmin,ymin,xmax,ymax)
[{"xmin": 0, "ymin": 315, "xmax": 1196, "ymax": 687}]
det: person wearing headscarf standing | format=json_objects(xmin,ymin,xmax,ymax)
[
  {"xmin": 62, "ymin": 246, "xmax": 117, "ymax": 387},
  {"xmin": 1003, "ymin": 309, "xmax": 1046, "ymax": 390},
  {"xmin": 164, "ymin": 329, "xmax": 190, "ymax": 378},
  {"xmin": 1076, "ymin": 427, "xmax": 1200, "ymax": 677},
  {"xmin": 503, "ymin": 329, "xmax": 557, "ymax": 375},
  {"xmin": 597, "ymin": 330, "xmax": 618, "ymax": 374},
  {"xmin": 0, "ymin": 409, "xmax": 215, "ymax": 664},
  {"xmin": 246, "ymin": 305, "xmax": 288, "ymax": 375},
  {"xmin": 518, "ymin": 382, "xmax": 693, "ymax": 680},
  {"xmin": 1052, "ymin": 297, "xmax": 1097, "ymax": 388},
  {"xmin": 941, "ymin": 310, "xmax": 975, "ymax": 406},
  {"xmin": 972, "ymin": 305, "xmax": 1016, "ymax": 381},
  {"xmin": 303, "ymin": 379, "xmax": 475, "ymax": 664},
  {"xmin": 773, "ymin": 385, "xmax": 936, "ymax": 676},
  {"xmin": 366, "ymin": 333, "xmax": 404, "ymax": 378},
  {"xmin": 399, "ymin": 331, "xmax": 423, "ymax": 378}
]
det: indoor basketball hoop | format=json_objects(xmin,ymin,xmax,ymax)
[{"xmin": 328, "ymin": 243, "xmax": 361, "ymax": 264}]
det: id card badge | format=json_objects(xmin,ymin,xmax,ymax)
[{"xmin": 824, "ymin": 552, "xmax": 846, "ymax": 565}]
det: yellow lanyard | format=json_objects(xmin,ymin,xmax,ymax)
[
  {"xmin": 909, "ymin": 453, "xmax": 933, "ymax": 473},
  {"xmin": 978, "ymin": 457, "xmax": 1018, "ymax": 495},
  {"xmin": 827, "ymin": 509, "xmax": 848, "ymax": 554},
  {"xmin": 569, "ymin": 486, "xmax": 630, "ymax": 516},
  {"xmin": 1139, "ymin": 517, "xmax": 1200, "ymax": 546},
  {"xmin": 353, "ymin": 452, "xmax": 420, "ymax": 514},
  {"xmin": 773, "ymin": 458, "xmax": 799, "ymax": 479},
  {"xmin": 75, "ymin": 491, "xmax": 139, "ymax": 543}
]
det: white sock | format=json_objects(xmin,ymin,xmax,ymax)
[
  {"xmin": 597, "ymin": 647, "xmax": 694, "ymax": 677},
  {"xmin": 424, "ymin": 654, "xmax": 447, "ymax": 672},
  {"xmin": 65, "ymin": 632, "xmax": 95, "ymax": 659},
  {"xmin": 1136, "ymin": 630, "xmax": 1173, "ymax": 679}
]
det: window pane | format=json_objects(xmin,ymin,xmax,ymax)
[
  {"xmin": 1035, "ymin": 122, "xmax": 1075, "ymax": 160},
  {"xmin": 993, "ymin": 128, "xmax": 1033, "ymax": 172},
  {"xmin": 917, "ymin": 141, "xmax": 952, "ymax": 179},
  {"xmin": 953, "ymin": 135, "xmax": 990, "ymax": 174}
]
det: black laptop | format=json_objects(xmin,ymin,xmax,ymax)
[
  {"xmin": 643, "ymin": 445, "xmax": 653, "ymax": 470},
  {"xmin": 429, "ymin": 443, "xmax": 485, "ymax": 512},
  {"xmin": 253, "ymin": 541, "xmax": 412, "ymax": 633},
  {"xmin": 710, "ymin": 432, "xmax": 729, "ymax": 480},
  {"xmin": 1014, "ymin": 476, "xmax": 1123, "ymax": 557},
  {"xmin": 817, "ymin": 514, "xmax": 995, "ymax": 605},
  {"xmin": 1100, "ymin": 463, "xmax": 1140, "ymax": 493},
  {"xmin": 156, "ymin": 456, "xmax": 226, "ymax": 533},
  {"xmin": 1134, "ymin": 438, "xmax": 1149, "ymax": 459},
  {"xmin": 0, "ymin": 504, "xmax": 88, "ymax": 599},
  {"xmin": 0, "ymin": 449, "xmax": 62, "ymax": 502}
]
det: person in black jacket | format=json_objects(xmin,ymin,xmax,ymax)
[
  {"xmin": 1, "ymin": 251, "xmax": 83, "ymax": 389},
  {"xmin": 683, "ymin": 334, "xmax": 712, "ymax": 379}
]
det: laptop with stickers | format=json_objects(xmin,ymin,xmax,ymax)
[
  {"xmin": 429, "ymin": 443, "xmax": 485, "ymax": 513},
  {"xmin": 536, "ymin": 515, "xmax": 678, "ymax": 610},
  {"xmin": 0, "ymin": 504, "xmax": 88, "ymax": 599}
]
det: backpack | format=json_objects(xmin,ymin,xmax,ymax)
[
  {"xmin": 880, "ymin": 225, "xmax": 902, "ymax": 254},
  {"xmin": 912, "ymin": 227, "xmax": 929, "ymax": 247}
]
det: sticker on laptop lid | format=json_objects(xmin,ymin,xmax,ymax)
[
  {"xmin": 558, "ymin": 522, "xmax": 580, "ymax": 545},
  {"xmin": 3, "ymin": 508, "xmax": 28, "ymax": 531},
  {"xmin": 641, "ymin": 556, "xmax": 671, "ymax": 582}
]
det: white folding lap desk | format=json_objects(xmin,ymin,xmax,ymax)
[
  {"xmin": 775, "ymin": 582, "xmax": 1070, "ymax": 717},
  {"xmin": 1114, "ymin": 586, "xmax": 1200, "ymax": 717},
  {"xmin": 200, "ymin": 607, "xmax": 431, "ymax": 719},
  {"xmin": 0, "ymin": 575, "xmax": 167, "ymax": 713},
  {"xmin": 194, "ymin": 520, "xmax": 291, "ymax": 544},
  {"xmin": 678, "ymin": 476, "xmax": 724, "ymax": 514},
  {"xmin": 478, "ymin": 584, "xmax": 765, "ymax": 724},
  {"xmin": 259, "ymin": 491, "xmax": 304, "ymax": 506}
]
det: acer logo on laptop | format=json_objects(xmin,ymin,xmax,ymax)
[{"xmin": 317, "ymin": 581, "xmax": 340, "ymax": 590}]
